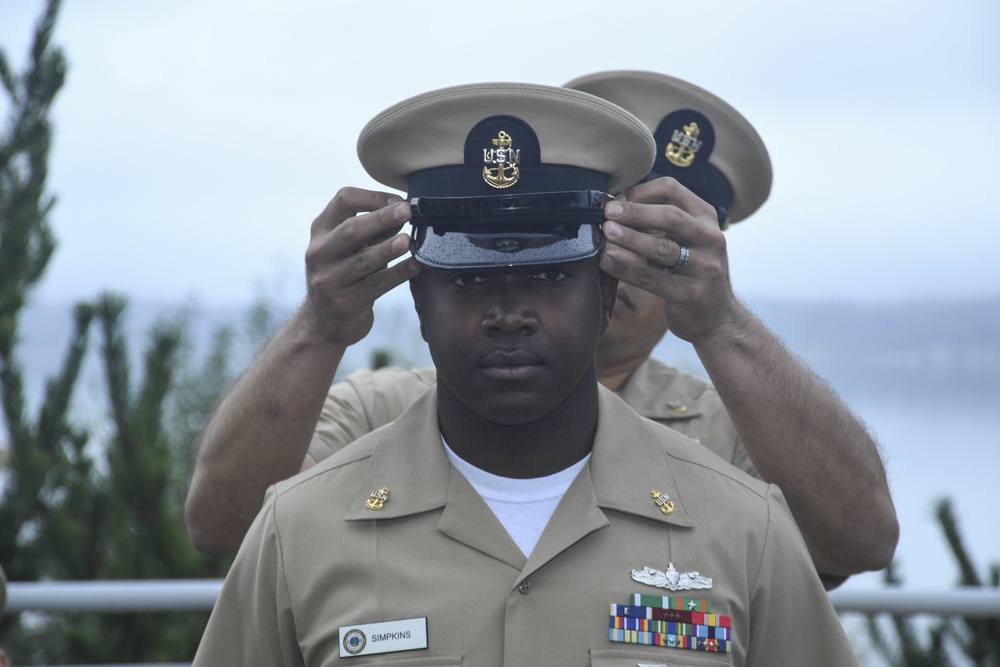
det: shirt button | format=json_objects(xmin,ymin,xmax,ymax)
[{"xmin": 517, "ymin": 580, "xmax": 532, "ymax": 594}]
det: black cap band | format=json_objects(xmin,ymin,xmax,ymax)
[
  {"xmin": 409, "ymin": 165, "xmax": 609, "ymax": 198},
  {"xmin": 407, "ymin": 115, "xmax": 610, "ymax": 197}
]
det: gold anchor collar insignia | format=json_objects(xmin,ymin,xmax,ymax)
[
  {"xmin": 651, "ymin": 490, "xmax": 675, "ymax": 515},
  {"xmin": 482, "ymin": 130, "xmax": 520, "ymax": 188},
  {"xmin": 366, "ymin": 487, "xmax": 390, "ymax": 511}
]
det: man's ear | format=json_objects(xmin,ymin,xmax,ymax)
[
  {"xmin": 598, "ymin": 270, "xmax": 618, "ymax": 337},
  {"xmin": 409, "ymin": 273, "xmax": 428, "ymax": 342}
]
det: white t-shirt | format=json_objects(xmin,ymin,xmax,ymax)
[{"xmin": 443, "ymin": 440, "xmax": 590, "ymax": 558}]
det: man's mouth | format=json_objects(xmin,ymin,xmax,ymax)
[{"xmin": 480, "ymin": 350, "xmax": 544, "ymax": 379}]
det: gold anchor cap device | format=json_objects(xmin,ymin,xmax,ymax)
[
  {"xmin": 357, "ymin": 82, "xmax": 655, "ymax": 271},
  {"xmin": 564, "ymin": 71, "xmax": 772, "ymax": 228}
]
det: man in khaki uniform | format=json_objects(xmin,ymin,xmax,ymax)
[
  {"xmin": 193, "ymin": 81, "xmax": 859, "ymax": 666},
  {"xmin": 186, "ymin": 73, "xmax": 897, "ymax": 589}
]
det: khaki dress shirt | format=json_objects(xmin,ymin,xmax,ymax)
[{"xmin": 195, "ymin": 387, "xmax": 857, "ymax": 667}]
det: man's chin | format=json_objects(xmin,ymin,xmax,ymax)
[
  {"xmin": 611, "ymin": 301, "xmax": 632, "ymax": 319},
  {"xmin": 614, "ymin": 288, "xmax": 634, "ymax": 311},
  {"xmin": 597, "ymin": 330, "xmax": 626, "ymax": 353}
]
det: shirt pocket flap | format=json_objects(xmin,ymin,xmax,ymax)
[{"xmin": 591, "ymin": 647, "xmax": 733, "ymax": 666}]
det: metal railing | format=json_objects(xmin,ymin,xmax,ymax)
[
  {"xmin": 7, "ymin": 580, "xmax": 222, "ymax": 614},
  {"xmin": 7, "ymin": 578, "xmax": 1000, "ymax": 616},
  {"xmin": 4, "ymin": 579, "xmax": 999, "ymax": 667}
]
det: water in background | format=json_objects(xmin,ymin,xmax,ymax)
[
  {"xmin": 12, "ymin": 294, "xmax": 1000, "ymax": 590},
  {"xmin": 843, "ymin": 392, "xmax": 998, "ymax": 589}
]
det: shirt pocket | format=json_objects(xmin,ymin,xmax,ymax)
[
  {"xmin": 373, "ymin": 658, "xmax": 463, "ymax": 667},
  {"xmin": 322, "ymin": 657, "xmax": 461, "ymax": 667},
  {"xmin": 591, "ymin": 647, "xmax": 733, "ymax": 666}
]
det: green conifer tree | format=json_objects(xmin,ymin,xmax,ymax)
[
  {"xmin": 865, "ymin": 498, "xmax": 1000, "ymax": 667},
  {"xmin": 864, "ymin": 562, "xmax": 956, "ymax": 667},
  {"xmin": 1, "ymin": 3, "xmax": 231, "ymax": 662},
  {"xmin": 0, "ymin": 0, "xmax": 70, "ymax": 591},
  {"xmin": 934, "ymin": 498, "xmax": 1000, "ymax": 666}
]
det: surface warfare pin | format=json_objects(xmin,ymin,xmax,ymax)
[
  {"xmin": 366, "ymin": 487, "xmax": 389, "ymax": 511},
  {"xmin": 632, "ymin": 563, "xmax": 713, "ymax": 591}
]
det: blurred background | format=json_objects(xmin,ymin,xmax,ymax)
[{"xmin": 2, "ymin": 0, "xmax": 998, "ymax": 664}]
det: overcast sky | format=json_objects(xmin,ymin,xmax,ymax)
[{"xmin": 2, "ymin": 0, "xmax": 998, "ymax": 308}]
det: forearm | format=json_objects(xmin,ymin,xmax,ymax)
[
  {"xmin": 184, "ymin": 306, "xmax": 343, "ymax": 554},
  {"xmin": 694, "ymin": 300, "xmax": 898, "ymax": 578}
]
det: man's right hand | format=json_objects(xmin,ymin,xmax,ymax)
[
  {"xmin": 303, "ymin": 187, "xmax": 421, "ymax": 347},
  {"xmin": 185, "ymin": 187, "xmax": 421, "ymax": 554}
]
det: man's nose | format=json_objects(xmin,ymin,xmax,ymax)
[{"xmin": 481, "ymin": 281, "xmax": 538, "ymax": 336}]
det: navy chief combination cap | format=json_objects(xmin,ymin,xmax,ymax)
[
  {"xmin": 357, "ymin": 83, "xmax": 656, "ymax": 271},
  {"xmin": 564, "ymin": 71, "xmax": 772, "ymax": 228}
]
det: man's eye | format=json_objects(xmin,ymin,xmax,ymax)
[
  {"xmin": 533, "ymin": 268, "xmax": 568, "ymax": 283},
  {"xmin": 449, "ymin": 274, "xmax": 486, "ymax": 287}
]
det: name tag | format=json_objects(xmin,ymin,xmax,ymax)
[{"xmin": 339, "ymin": 617, "xmax": 428, "ymax": 658}]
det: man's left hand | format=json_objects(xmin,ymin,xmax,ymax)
[{"xmin": 598, "ymin": 176, "xmax": 740, "ymax": 343}]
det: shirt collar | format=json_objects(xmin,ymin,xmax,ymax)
[{"xmin": 344, "ymin": 384, "xmax": 695, "ymax": 530}]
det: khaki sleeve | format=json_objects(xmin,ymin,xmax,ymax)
[
  {"xmin": 308, "ymin": 367, "xmax": 436, "ymax": 464},
  {"xmin": 193, "ymin": 488, "xmax": 303, "ymax": 667},
  {"xmin": 745, "ymin": 486, "xmax": 859, "ymax": 666},
  {"xmin": 309, "ymin": 372, "xmax": 381, "ymax": 464}
]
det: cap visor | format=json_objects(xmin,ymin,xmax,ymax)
[{"xmin": 412, "ymin": 223, "xmax": 605, "ymax": 270}]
